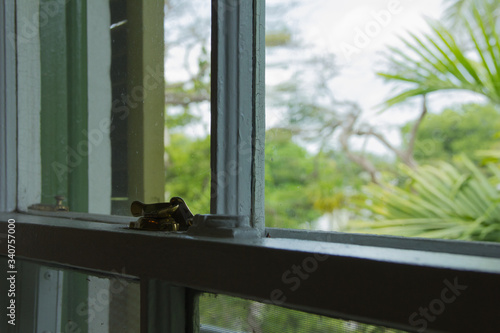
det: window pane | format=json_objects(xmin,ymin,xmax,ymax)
[
  {"xmin": 199, "ymin": 293, "xmax": 406, "ymax": 332},
  {"xmin": 264, "ymin": 0, "xmax": 500, "ymax": 242},
  {"xmin": 163, "ymin": 0, "xmax": 212, "ymax": 217},
  {"xmin": 17, "ymin": 0, "xmax": 211, "ymax": 216},
  {"xmin": 0, "ymin": 257, "xmax": 139, "ymax": 333}
]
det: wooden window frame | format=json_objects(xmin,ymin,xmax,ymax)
[{"xmin": 1, "ymin": 1, "xmax": 500, "ymax": 332}]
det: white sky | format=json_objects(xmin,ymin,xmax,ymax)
[
  {"xmin": 265, "ymin": 0, "xmax": 486, "ymax": 154},
  {"xmin": 165, "ymin": 0, "xmax": 487, "ymax": 154}
]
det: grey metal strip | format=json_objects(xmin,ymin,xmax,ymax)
[{"xmin": 267, "ymin": 227, "xmax": 500, "ymax": 258}]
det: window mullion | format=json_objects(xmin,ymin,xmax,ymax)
[
  {"xmin": 208, "ymin": 0, "xmax": 265, "ymax": 235},
  {"xmin": 66, "ymin": 0, "xmax": 89, "ymax": 212},
  {"xmin": 141, "ymin": 280, "xmax": 189, "ymax": 333},
  {"xmin": 252, "ymin": 0, "xmax": 266, "ymax": 235}
]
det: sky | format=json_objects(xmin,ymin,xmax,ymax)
[
  {"xmin": 265, "ymin": 0, "xmax": 486, "ymax": 155},
  {"xmin": 164, "ymin": 0, "xmax": 487, "ymax": 154}
]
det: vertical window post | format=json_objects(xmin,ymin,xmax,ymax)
[
  {"xmin": 190, "ymin": 0, "xmax": 265, "ymax": 238},
  {"xmin": 126, "ymin": 0, "xmax": 165, "ymax": 205}
]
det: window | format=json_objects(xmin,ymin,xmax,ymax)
[
  {"xmin": 264, "ymin": 0, "xmax": 500, "ymax": 243},
  {"xmin": 1, "ymin": 1, "xmax": 500, "ymax": 333}
]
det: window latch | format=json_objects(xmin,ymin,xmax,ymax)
[
  {"xmin": 129, "ymin": 197, "xmax": 194, "ymax": 231},
  {"xmin": 28, "ymin": 196, "xmax": 69, "ymax": 212}
]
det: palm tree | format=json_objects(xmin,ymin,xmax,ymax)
[
  {"xmin": 378, "ymin": 0, "xmax": 500, "ymax": 107},
  {"xmin": 442, "ymin": 0, "xmax": 499, "ymax": 26},
  {"xmin": 353, "ymin": 0, "xmax": 500, "ymax": 242},
  {"xmin": 353, "ymin": 156, "xmax": 500, "ymax": 242}
]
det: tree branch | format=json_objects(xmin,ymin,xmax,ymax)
[
  {"xmin": 405, "ymin": 95, "xmax": 428, "ymax": 165},
  {"xmin": 339, "ymin": 114, "xmax": 381, "ymax": 185},
  {"xmin": 354, "ymin": 96, "xmax": 428, "ymax": 170},
  {"xmin": 355, "ymin": 129, "xmax": 404, "ymax": 158}
]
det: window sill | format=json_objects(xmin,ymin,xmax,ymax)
[{"xmin": 1, "ymin": 212, "xmax": 500, "ymax": 332}]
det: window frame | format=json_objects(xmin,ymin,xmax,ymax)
[
  {"xmin": 1, "ymin": 0, "xmax": 500, "ymax": 332},
  {"xmin": 0, "ymin": 0, "xmax": 16, "ymax": 213},
  {"xmin": 2, "ymin": 212, "xmax": 500, "ymax": 333}
]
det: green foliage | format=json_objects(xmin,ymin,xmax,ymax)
[
  {"xmin": 164, "ymin": 128, "xmax": 369, "ymax": 230},
  {"xmin": 308, "ymin": 150, "xmax": 371, "ymax": 213},
  {"xmin": 265, "ymin": 128, "xmax": 370, "ymax": 228},
  {"xmin": 200, "ymin": 294, "xmax": 404, "ymax": 333},
  {"xmin": 164, "ymin": 134, "xmax": 211, "ymax": 215},
  {"xmin": 477, "ymin": 149, "xmax": 500, "ymax": 164},
  {"xmin": 443, "ymin": 0, "xmax": 500, "ymax": 26},
  {"xmin": 265, "ymin": 29, "xmax": 293, "ymax": 48},
  {"xmin": 353, "ymin": 156, "xmax": 500, "ymax": 242},
  {"xmin": 402, "ymin": 103, "xmax": 500, "ymax": 163},
  {"xmin": 265, "ymin": 129, "xmax": 322, "ymax": 228},
  {"xmin": 364, "ymin": 2, "xmax": 500, "ymax": 243},
  {"xmin": 378, "ymin": 2, "xmax": 500, "ymax": 107},
  {"xmin": 165, "ymin": 108, "xmax": 201, "ymax": 129}
]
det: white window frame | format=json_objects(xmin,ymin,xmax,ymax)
[{"xmin": 1, "ymin": 1, "xmax": 500, "ymax": 332}]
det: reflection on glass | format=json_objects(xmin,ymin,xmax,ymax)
[
  {"xmin": 0, "ymin": 257, "xmax": 139, "ymax": 333},
  {"xmin": 17, "ymin": 0, "xmax": 211, "ymax": 216},
  {"xmin": 199, "ymin": 293, "xmax": 406, "ymax": 332},
  {"xmin": 109, "ymin": 0, "xmax": 212, "ymax": 216},
  {"xmin": 264, "ymin": 0, "xmax": 500, "ymax": 242}
]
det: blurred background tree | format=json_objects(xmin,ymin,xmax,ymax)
[
  {"xmin": 401, "ymin": 103, "xmax": 500, "ymax": 164},
  {"xmin": 350, "ymin": 0, "xmax": 500, "ymax": 240},
  {"xmin": 163, "ymin": 0, "xmax": 500, "ymax": 240}
]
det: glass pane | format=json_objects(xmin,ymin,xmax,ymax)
[
  {"xmin": 163, "ymin": 0, "xmax": 212, "ymax": 217},
  {"xmin": 264, "ymin": 0, "xmax": 500, "ymax": 242},
  {"xmin": 199, "ymin": 293, "xmax": 406, "ymax": 332},
  {"xmin": 0, "ymin": 257, "xmax": 140, "ymax": 333},
  {"xmin": 16, "ymin": 0, "xmax": 211, "ymax": 217}
]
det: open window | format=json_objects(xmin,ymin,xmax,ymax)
[{"xmin": 1, "ymin": 0, "xmax": 500, "ymax": 332}]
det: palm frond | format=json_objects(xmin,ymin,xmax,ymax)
[
  {"xmin": 351, "ymin": 156, "xmax": 500, "ymax": 242},
  {"xmin": 378, "ymin": 3, "xmax": 500, "ymax": 108},
  {"xmin": 443, "ymin": 0, "xmax": 500, "ymax": 27}
]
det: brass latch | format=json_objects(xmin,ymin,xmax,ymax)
[
  {"xmin": 28, "ymin": 196, "xmax": 69, "ymax": 212},
  {"xmin": 129, "ymin": 197, "xmax": 194, "ymax": 231}
]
